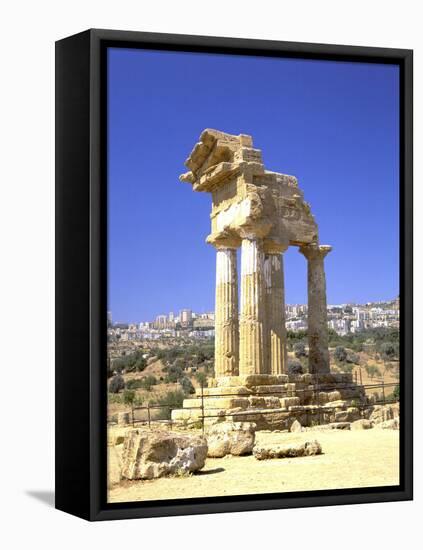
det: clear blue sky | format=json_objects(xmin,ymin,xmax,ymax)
[{"xmin": 108, "ymin": 47, "xmax": 399, "ymax": 324}]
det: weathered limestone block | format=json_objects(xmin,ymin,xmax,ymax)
[
  {"xmin": 206, "ymin": 421, "xmax": 256, "ymax": 457},
  {"xmin": 374, "ymin": 418, "xmax": 399, "ymax": 430},
  {"xmin": 290, "ymin": 419, "xmax": 303, "ymax": 433},
  {"xmin": 117, "ymin": 411, "xmax": 131, "ymax": 426},
  {"xmin": 254, "ymin": 384, "xmax": 287, "ymax": 395},
  {"xmin": 339, "ymin": 386, "xmax": 365, "ymax": 400},
  {"xmin": 108, "ymin": 426, "xmax": 131, "ymax": 446},
  {"xmin": 171, "ymin": 408, "xmax": 201, "ymax": 422},
  {"xmin": 280, "ymin": 396, "xmax": 300, "ymax": 409},
  {"xmin": 350, "ymin": 419, "xmax": 373, "ymax": 430},
  {"xmin": 195, "ymin": 386, "xmax": 251, "ymax": 397},
  {"xmin": 311, "ymin": 422, "xmax": 351, "ymax": 431},
  {"xmin": 318, "ymin": 392, "xmax": 329, "ymax": 404},
  {"xmin": 213, "ymin": 374, "xmax": 288, "ymax": 388},
  {"xmin": 334, "ymin": 407, "xmax": 360, "ymax": 423},
  {"xmin": 214, "ymin": 246, "xmax": 239, "ymax": 377},
  {"xmin": 323, "ymin": 399, "xmax": 348, "ymax": 409},
  {"xmin": 285, "ymin": 383, "xmax": 297, "ymax": 396},
  {"xmin": 327, "ymin": 390, "xmax": 342, "ymax": 402},
  {"xmin": 108, "ymin": 445, "xmax": 123, "ymax": 488},
  {"xmin": 121, "ymin": 430, "xmax": 208, "ymax": 480},
  {"xmin": 369, "ymin": 403, "xmax": 400, "ymax": 425},
  {"xmin": 253, "ymin": 440, "xmax": 322, "ymax": 460},
  {"xmin": 182, "ymin": 397, "xmax": 249, "ymax": 410}
]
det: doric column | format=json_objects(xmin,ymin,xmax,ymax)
[
  {"xmin": 214, "ymin": 246, "xmax": 239, "ymax": 377},
  {"xmin": 264, "ymin": 247, "xmax": 288, "ymax": 375},
  {"xmin": 299, "ymin": 243, "xmax": 332, "ymax": 374},
  {"xmin": 239, "ymin": 238, "xmax": 266, "ymax": 375}
]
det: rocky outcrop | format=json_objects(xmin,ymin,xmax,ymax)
[
  {"xmin": 121, "ymin": 430, "xmax": 207, "ymax": 480},
  {"xmin": 206, "ymin": 421, "xmax": 256, "ymax": 457},
  {"xmin": 253, "ymin": 440, "xmax": 322, "ymax": 460}
]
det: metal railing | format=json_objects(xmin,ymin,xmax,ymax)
[{"xmin": 109, "ymin": 379, "xmax": 399, "ymax": 433}]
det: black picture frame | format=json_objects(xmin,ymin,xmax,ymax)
[{"xmin": 55, "ymin": 28, "xmax": 413, "ymax": 521}]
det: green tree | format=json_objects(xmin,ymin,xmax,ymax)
[
  {"xmin": 109, "ymin": 374, "xmax": 125, "ymax": 394},
  {"xmin": 365, "ymin": 364, "xmax": 381, "ymax": 380},
  {"xmin": 334, "ymin": 346, "xmax": 347, "ymax": 363}
]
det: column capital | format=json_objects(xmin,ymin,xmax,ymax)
[
  {"xmin": 206, "ymin": 232, "xmax": 241, "ymax": 250},
  {"xmin": 264, "ymin": 239, "xmax": 289, "ymax": 255},
  {"xmin": 299, "ymin": 243, "xmax": 332, "ymax": 261}
]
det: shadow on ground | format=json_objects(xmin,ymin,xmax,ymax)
[
  {"xmin": 196, "ymin": 468, "xmax": 225, "ymax": 476},
  {"xmin": 26, "ymin": 490, "xmax": 55, "ymax": 507}
]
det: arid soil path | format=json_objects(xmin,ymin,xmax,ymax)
[{"xmin": 108, "ymin": 429, "xmax": 399, "ymax": 503}]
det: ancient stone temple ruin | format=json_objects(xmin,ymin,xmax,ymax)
[{"xmin": 172, "ymin": 129, "xmax": 365, "ymax": 428}]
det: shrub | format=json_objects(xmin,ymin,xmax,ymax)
[
  {"xmin": 341, "ymin": 363, "xmax": 354, "ymax": 374},
  {"xmin": 380, "ymin": 342, "xmax": 399, "ymax": 362},
  {"xmin": 287, "ymin": 360, "xmax": 303, "ymax": 375},
  {"xmin": 334, "ymin": 346, "xmax": 347, "ymax": 363},
  {"xmin": 293, "ymin": 342, "xmax": 307, "ymax": 358},
  {"xmin": 152, "ymin": 390, "xmax": 185, "ymax": 420},
  {"xmin": 123, "ymin": 389, "xmax": 136, "ymax": 405},
  {"xmin": 347, "ymin": 352, "xmax": 360, "ymax": 365},
  {"xmin": 108, "ymin": 393, "xmax": 122, "ymax": 404},
  {"xmin": 365, "ymin": 364, "xmax": 381, "ymax": 379},
  {"xmin": 109, "ymin": 374, "xmax": 125, "ymax": 394},
  {"xmin": 195, "ymin": 371, "xmax": 208, "ymax": 387},
  {"xmin": 126, "ymin": 375, "xmax": 157, "ymax": 391},
  {"xmin": 180, "ymin": 376, "xmax": 195, "ymax": 394},
  {"xmin": 391, "ymin": 384, "xmax": 400, "ymax": 401},
  {"xmin": 165, "ymin": 364, "xmax": 184, "ymax": 383}
]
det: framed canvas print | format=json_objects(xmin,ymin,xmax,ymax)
[{"xmin": 55, "ymin": 29, "xmax": 413, "ymax": 521}]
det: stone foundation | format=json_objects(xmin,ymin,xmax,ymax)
[{"xmin": 171, "ymin": 373, "xmax": 368, "ymax": 430}]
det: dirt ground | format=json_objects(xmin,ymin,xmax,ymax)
[{"xmin": 108, "ymin": 428, "xmax": 399, "ymax": 503}]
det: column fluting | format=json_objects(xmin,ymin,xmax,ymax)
[
  {"xmin": 264, "ymin": 252, "xmax": 288, "ymax": 375},
  {"xmin": 299, "ymin": 243, "xmax": 332, "ymax": 374},
  {"xmin": 214, "ymin": 247, "xmax": 239, "ymax": 377},
  {"xmin": 239, "ymin": 238, "xmax": 266, "ymax": 375}
]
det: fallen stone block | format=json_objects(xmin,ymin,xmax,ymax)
[
  {"xmin": 206, "ymin": 421, "xmax": 256, "ymax": 457},
  {"xmin": 350, "ymin": 419, "xmax": 373, "ymax": 430},
  {"xmin": 108, "ymin": 445, "xmax": 123, "ymax": 487},
  {"xmin": 290, "ymin": 419, "xmax": 303, "ymax": 433},
  {"xmin": 310, "ymin": 422, "xmax": 351, "ymax": 431},
  {"xmin": 253, "ymin": 440, "xmax": 322, "ymax": 460},
  {"xmin": 117, "ymin": 411, "xmax": 131, "ymax": 426},
  {"xmin": 121, "ymin": 430, "xmax": 208, "ymax": 480}
]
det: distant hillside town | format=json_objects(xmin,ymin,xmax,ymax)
[{"xmin": 107, "ymin": 296, "xmax": 399, "ymax": 342}]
